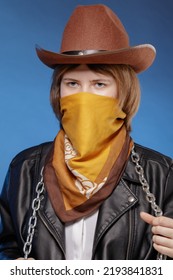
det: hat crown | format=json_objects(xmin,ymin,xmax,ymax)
[{"xmin": 60, "ymin": 4, "xmax": 129, "ymax": 53}]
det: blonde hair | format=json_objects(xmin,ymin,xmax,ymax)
[{"xmin": 50, "ymin": 64, "xmax": 140, "ymax": 131}]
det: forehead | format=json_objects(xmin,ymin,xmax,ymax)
[{"xmin": 62, "ymin": 64, "xmax": 113, "ymax": 79}]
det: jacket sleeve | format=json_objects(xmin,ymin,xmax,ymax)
[{"xmin": 0, "ymin": 167, "xmax": 21, "ymax": 260}]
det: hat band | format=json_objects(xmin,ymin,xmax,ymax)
[{"xmin": 62, "ymin": 50, "xmax": 105, "ymax": 56}]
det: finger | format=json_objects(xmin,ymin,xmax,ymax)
[
  {"xmin": 140, "ymin": 212, "xmax": 173, "ymax": 228},
  {"xmin": 153, "ymin": 234, "xmax": 173, "ymax": 248},
  {"xmin": 155, "ymin": 216, "xmax": 173, "ymax": 228},
  {"xmin": 152, "ymin": 225, "xmax": 173, "ymax": 239},
  {"xmin": 140, "ymin": 212, "xmax": 155, "ymax": 225},
  {"xmin": 153, "ymin": 243, "xmax": 173, "ymax": 258}
]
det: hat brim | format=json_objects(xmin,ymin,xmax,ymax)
[{"xmin": 36, "ymin": 44, "xmax": 156, "ymax": 73}]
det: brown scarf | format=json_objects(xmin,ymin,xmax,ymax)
[{"xmin": 44, "ymin": 93, "xmax": 133, "ymax": 222}]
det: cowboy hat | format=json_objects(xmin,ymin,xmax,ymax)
[{"xmin": 36, "ymin": 4, "xmax": 156, "ymax": 73}]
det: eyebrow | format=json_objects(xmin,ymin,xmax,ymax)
[
  {"xmin": 62, "ymin": 78, "xmax": 79, "ymax": 82},
  {"xmin": 92, "ymin": 79, "xmax": 111, "ymax": 83},
  {"xmin": 62, "ymin": 78, "xmax": 111, "ymax": 83}
]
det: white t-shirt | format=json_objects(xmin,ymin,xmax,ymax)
[{"xmin": 65, "ymin": 210, "xmax": 99, "ymax": 259}]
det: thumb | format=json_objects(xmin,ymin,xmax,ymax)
[{"xmin": 140, "ymin": 211, "xmax": 155, "ymax": 225}]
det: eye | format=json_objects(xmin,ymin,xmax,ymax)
[
  {"xmin": 95, "ymin": 82, "xmax": 106, "ymax": 88},
  {"xmin": 67, "ymin": 81, "xmax": 79, "ymax": 88}
]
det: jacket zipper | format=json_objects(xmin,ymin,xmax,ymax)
[
  {"xmin": 38, "ymin": 211, "xmax": 66, "ymax": 258},
  {"xmin": 125, "ymin": 208, "xmax": 134, "ymax": 259}
]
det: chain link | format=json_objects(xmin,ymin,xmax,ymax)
[
  {"xmin": 23, "ymin": 167, "xmax": 44, "ymax": 259},
  {"xmin": 131, "ymin": 145, "xmax": 167, "ymax": 260}
]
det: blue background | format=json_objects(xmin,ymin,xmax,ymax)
[{"xmin": 0, "ymin": 0, "xmax": 173, "ymax": 190}]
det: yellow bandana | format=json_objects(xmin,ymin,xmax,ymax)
[
  {"xmin": 44, "ymin": 92, "xmax": 132, "ymax": 222},
  {"xmin": 60, "ymin": 92, "xmax": 126, "ymax": 181}
]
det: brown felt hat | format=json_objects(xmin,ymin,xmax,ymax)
[{"xmin": 36, "ymin": 4, "xmax": 156, "ymax": 73}]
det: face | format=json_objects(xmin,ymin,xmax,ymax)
[{"xmin": 60, "ymin": 65, "xmax": 118, "ymax": 98}]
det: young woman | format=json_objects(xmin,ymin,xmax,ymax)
[{"xmin": 0, "ymin": 4, "xmax": 173, "ymax": 260}]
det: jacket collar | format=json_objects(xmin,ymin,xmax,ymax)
[{"xmin": 122, "ymin": 156, "xmax": 141, "ymax": 183}]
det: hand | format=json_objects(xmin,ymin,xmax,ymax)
[{"xmin": 140, "ymin": 212, "xmax": 173, "ymax": 258}]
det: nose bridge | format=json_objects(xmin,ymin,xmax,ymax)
[{"xmin": 81, "ymin": 82, "xmax": 90, "ymax": 93}]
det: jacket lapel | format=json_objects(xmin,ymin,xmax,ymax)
[{"xmin": 93, "ymin": 178, "xmax": 138, "ymax": 253}]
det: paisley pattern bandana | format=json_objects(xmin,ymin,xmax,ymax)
[{"xmin": 44, "ymin": 93, "xmax": 133, "ymax": 222}]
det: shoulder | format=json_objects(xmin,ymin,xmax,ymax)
[
  {"xmin": 134, "ymin": 143, "xmax": 173, "ymax": 168},
  {"xmin": 10, "ymin": 141, "xmax": 53, "ymax": 167},
  {"xmin": 124, "ymin": 143, "xmax": 173, "ymax": 184},
  {"xmin": 1, "ymin": 142, "xmax": 54, "ymax": 201}
]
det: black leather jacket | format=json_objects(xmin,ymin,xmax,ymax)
[{"xmin": 0, "ymin": 142, "xmax": 173, "ymax": 260}]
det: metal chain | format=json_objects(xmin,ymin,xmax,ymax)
[
  {"xmin": 131, "ymin": 145, "xmax": 167, "ymax": 260},
  {"xmin": 23, "ymin": 167, "xmax": 44, "ymax": 259}
]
